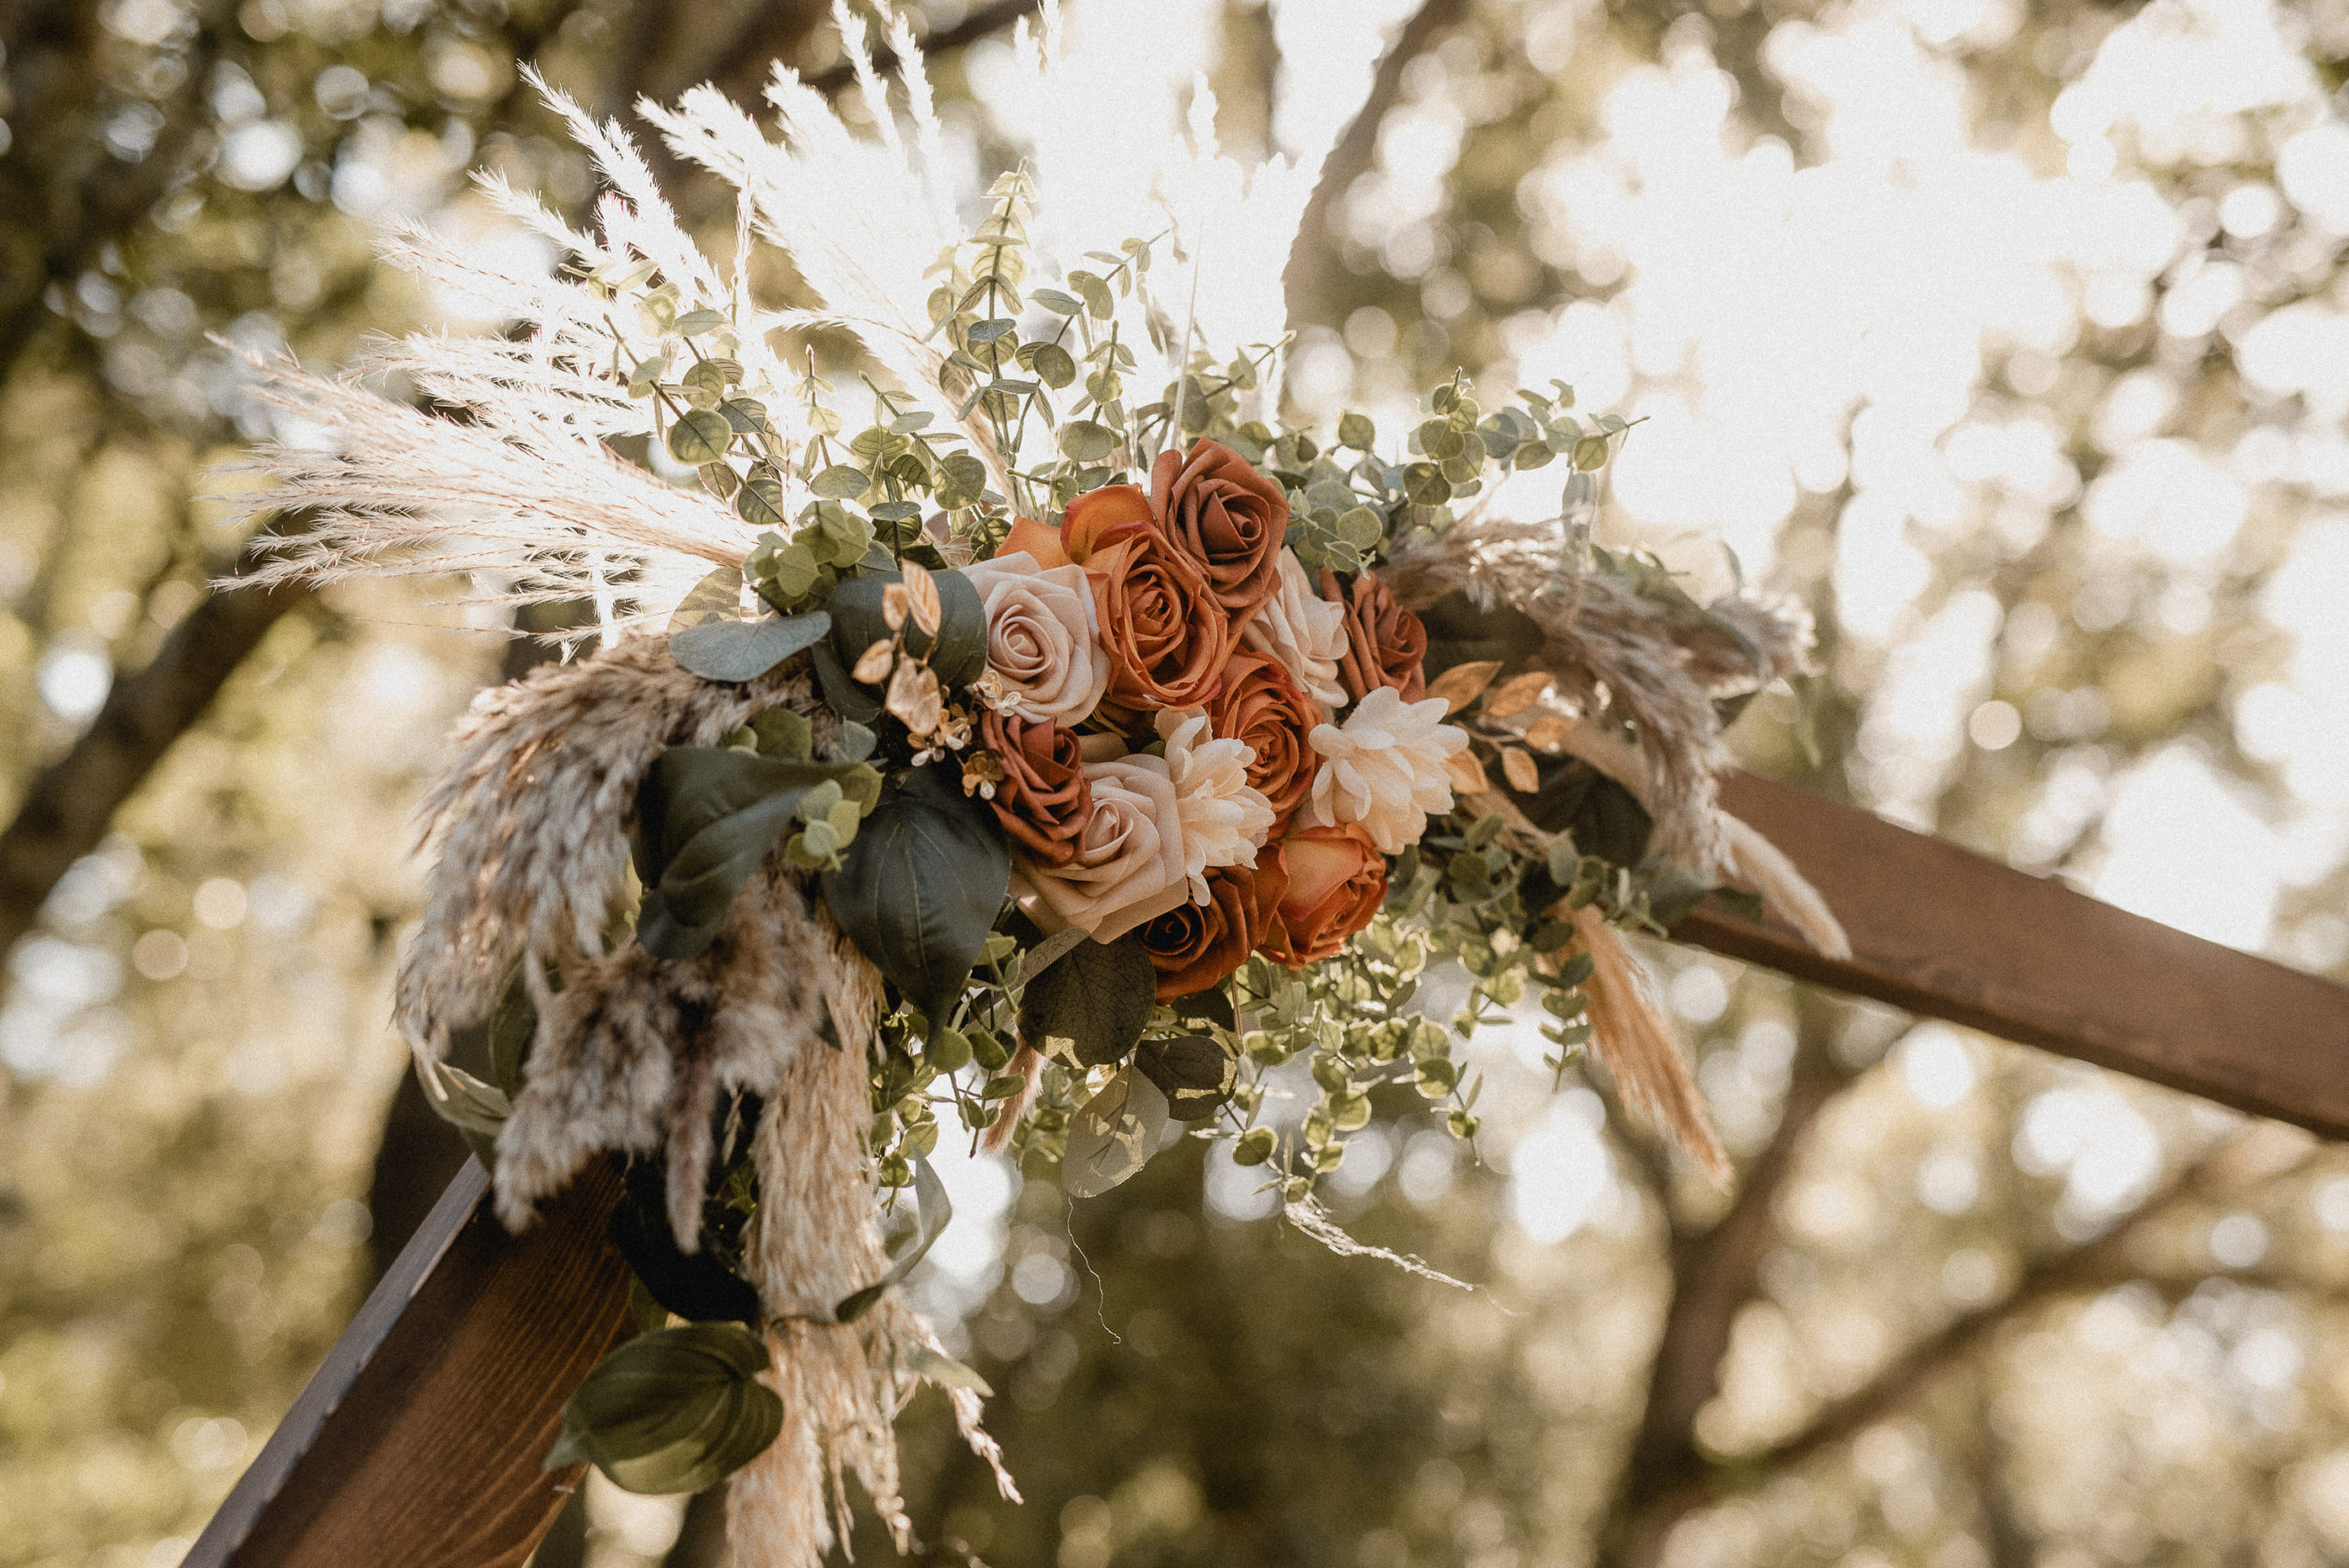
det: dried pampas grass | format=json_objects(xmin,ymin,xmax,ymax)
[{"xmin": 1568, "ymin": 904, "xmax": 1732, "ymax": 1185}]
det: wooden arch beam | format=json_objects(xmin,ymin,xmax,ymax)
[{"xmin": 188, "ymin": 775, "xmax": 2349, "ymax": 1565}]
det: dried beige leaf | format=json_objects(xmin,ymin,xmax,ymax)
[
  {"xmin": 901, "ymin": 558, "xmax": 943, "ymax": 639},
  {"xmin": 1500, "ymin": 747, "xmax": 1542, "ymax": 793},
  {"xmin": 1523, "ymin": 714, "xmax": 1572, "ymax": 752},
  {"xmin": 1445, "ymin": 750, "xmax": 1490, "ymax": 795},
  {"xmin": 1485, "ymin": 671, "xmax": 1553, "ymax": 719},
  {"xmin": 1423, "ymin": 659, "xmax": 1503, "ymax": 716},
  {"xmin": 886, "ymin": 659, "xmax": 944, "ymax": 734},
  {"xmin": 881, "ymin": 583, "xmax": 910, "ymax": 632},
  {"xmin": 852, "ymin": 637, "xmax": 896, "ymax": 684}
]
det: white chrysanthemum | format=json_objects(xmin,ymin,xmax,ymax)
[
  {"xmin": 1241, "ymin": 549, "xmax": 1349, "ymax": 710},
  {"xmin": 1304, "ymin": 687, "xmax": 1470, "ymax": 854},
  {"xmin": 1145, "ymin": 708, "xmax": 1276, "ymax": 902}
]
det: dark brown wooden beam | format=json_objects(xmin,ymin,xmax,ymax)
[
  {"xmin": 186, "ymin": 1156, "xmax": 634, "ymax": 1568},
  {"xmin": 1674, "ymin": 772, "xmax": 2349, "ymax": 1141}
]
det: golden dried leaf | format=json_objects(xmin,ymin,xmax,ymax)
[
  {"xmin": 1484, "ymin": 672, "xmax": 1553, "ymax": 719},
  {"xmin": 1500, "ymin": 747, "xmax": 1542, "ymax": 794},
  {"xmin": 852, "ymin": 637, "xmax": 896, "ymax": 684},
  {"xmin": 881, "ymin": 583, "xmax": 910, "ymax": 632},
  {"xmin": 886, "ymin": 659, "xmax": 944, "ymax": 733},
  {"xmin": 1445, "ymin": 750, "xmax": 1491, "ymax": 795},
  {"xmin": 1423, "ymin": 659, "xmax": 1503, "ymax": 716},
  {"xmin": 901, "ymin": 558, "xmax": 943, "ymax": 639},
  {"xmin": 1523, "ymin": 714, "xmax": 1572, "ymax": 752}
]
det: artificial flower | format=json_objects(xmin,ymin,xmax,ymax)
[
  {"xmin": 1085, "ymin": 528, "xmax": 1230, "ymax": 710},
  {"xmin": 1264, "ymin": 824, "xmax": 1386, "ymax": 965},
  {"xmin": 981, "ymin": 710, "xmax": 1092, "ymax": 866},
  {"xmin": 1061, "ymin": 483, "xmax": 1152, "ymax": 562},
  {"xmin": 1009, "ymin": 756, "xmax": 1190, "ymax": 942},
  {"xmin": 1151, "ymin": 707, "xmax": 1275, "ymax": 902},
  {"xmin": 1241, "ymin": 549, "xmax": 1350, "ymax": 710},
  {"xmin": 1321, "ymin": 565, "xmax": 1429, "ymax": 704},
  {"xmin": 1141, "ymin": 859, "xmax": 1286, "ymax": 998},
  {"xmin": 959, "ymin": 550, "xmax": 1110, "ymax": 726},
  {"xmin": 1152, "ymin": 438, "xmax": 1287, "ymax": 628},
  {"xmin": 1304, "ymin": 685, "xmax": 1470, "ymax": 854},
  {"xmin": 1206, "ymin": 651, "xmax": 1322, "ymax": 837}
]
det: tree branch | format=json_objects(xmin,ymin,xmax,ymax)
[
  {"xmin": 1280, "ymin": 0, "xmax": 1468, "ymax": 328},
  {"xmin": 0, "ymin": 518, "xmax": 311, "ymax": 958}
]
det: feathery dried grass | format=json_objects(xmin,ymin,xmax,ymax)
[{"xmin": 1570, "ymin": 903, "xmax": 1731, "ymax": 1185}]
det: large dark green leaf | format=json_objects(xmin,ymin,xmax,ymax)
[
  {"xmin": 833, "ymin": 1155, "xmax": 951, "ymax": 1322},
  {"xmin": 809, "ymin": 639, "xmax": 885, "ymax": 723},
  {"xmin": 546, "ymin": 1323, "xmax": 781, "ymax": 1495},
  {"xmin": 1137, "ymin": 1035, "xmax": 1236, "ymax": 1121},
  {"xmin": 668, "ymin": 611, "xmax": 831, "ymax": 683},
  {"xmin": 1414, "ymin": 588, "xmax": 1545, "ymax": 684},
  {"xmin": 819, "ymin": 765, "xmax": 1008, "ymax": 1031},
  {"xmin": 607, "ymin": 1153, "xmax": 762, "ymax": 1327},
  {"xmin": 827, "ymin": 570, "xmax": 987, "ymax": 688},
  {"xmin": 1018, "ymin": 932, "xmax": 1155, "ymax": 1067},
  {"xmin": 635, "ymin": 748, "xmax": 872, "ymax": 959}
]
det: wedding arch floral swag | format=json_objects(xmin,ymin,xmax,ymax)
[{"xmin": 219, "ymin": 8, "xmax": 1848, "ymax": 1562}]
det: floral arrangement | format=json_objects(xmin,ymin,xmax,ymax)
[{"xmin": 216, "ymin": 9, "xmax": 1849, "ymax": 1564}]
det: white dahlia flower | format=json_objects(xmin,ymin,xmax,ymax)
[{"xmin": 1304, "ymin": 686, "xmax": 1470, "ymax": 854}]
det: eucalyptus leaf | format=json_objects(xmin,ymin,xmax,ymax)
[
  {"xmin": 668, "ymin": 409, "xmax": 733, "ymax": 465},
  {"xmin": 635, "ymin": 748, "xmax": 875, "ymax": 959},
  {"xmin": 819, "ymin": 764, "xmax": 1009, "ymax": 1033},
  {"xmin": 907, "ymin": 1345, "xmax": 993, "ymax": 1396},
  {"xmin": 833, "ymin": 1155, "xmax": 952, "ymax": 1321},
  {"xmin": 1061, "ymin": 1064, "xmax": 1169, "ymax": 1198},
  {"xmin": 810, "ymin": 463, "xmax": 871, "ymax": 499},
  {"xmin": 1018, "ymin": 933, "xmax": 1154, "ymax": 1067},
  {"xmin": 669, "ymin": 566, "xmax": 744, "ymax": 632},
  {"xmin": 547, "ymin": 1323, "xmax": 782, "ymax": 1495},
  {"xmin": 668, "ymin": 612, "xmax": 831, "ymax": 684},
  {"xmin": 1136, "ymin": 1035, "xmax": 1235, "ymax": 1121},
  {"xmin": 1167, "ymin": 983, "xmax": 1236, "ymax": 1032}
]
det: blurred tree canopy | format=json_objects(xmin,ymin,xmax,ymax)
[{"xmin": 6, "ymin": 1, "xmax": 2349, "ymax": 1566}]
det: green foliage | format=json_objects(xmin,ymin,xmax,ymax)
[
  {"xmin": 833, "ymin": 1155, "xmax": 952, "ymax": 1322},
  {"xmin": 665, "ymin": 610, "xmax": 832, "ymax": 683},
  {"xmin": 547, "ymin": 1323, "xmax": 782, "ymax": 1496},
  {"xmin": 1016, "ymin": 934, "xmax": 1156, "ymax": 1068}
]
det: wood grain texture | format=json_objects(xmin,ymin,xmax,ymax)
[
  {"xmin": 188, "ymin": 1158, "xmax": 634, "ymax": 1568},
  {"xmin": 1675, "ymin": 772, "xmax": 2349, "ymax": 1140}
]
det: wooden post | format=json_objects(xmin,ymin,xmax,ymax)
[{"xmin": 192, "ymin": 776, "xmax": 2349, "ymax": 1562}]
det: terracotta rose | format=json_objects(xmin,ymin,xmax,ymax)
[
  {"xmin": 1319, "ymin": 566, "xmax": 1428, "ymax": 705},
  {"xmin": 982, "ymin": 710, "xmax": 1091, "ymax": 866},
  {"xmin": 1085, "ymin": 528, "xmax": 1230, "ymax": 711},
  {"xmin": 1207, "ymin": 651, "xmax": 1322, "ymax": 837},
  {"xmin": 1139, "ymin": 859, "xmax": 1286, "ymax": 999},
  {"xmin": 1263, "ymin": 823, "xmax": 1386, "ymax": 966},
  {"xmin": 1152, "ymin": 439, "xmax": 1287, "ymax": 631}
]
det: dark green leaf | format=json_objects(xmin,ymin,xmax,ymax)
[
  {"xmin": 819, "ymin": 765, "xmax": 1009, "ymax": 1031},
  {"xmin": 548, "ymin": 1323, "xmax": 781, "ymax": 1495},
  {"xmin": 810, "ymin": 640, "xmax": 884, "ymax": 723},
  {"xmin": 833, "ymin": 1155, "xmax": 952, "ymax": 1321},
  {"xmin": 1019, "ymin": 933, "xmax": 1154, "ymax": 1067},
  {"xmin": 1061, "ymin": 1065, "xmax": 1167, "ymax": 1197},
  {"xmin": 635, "ymin": 748, "xmax": 874, "ymax": 959},
  {"xmin": 668, "ymin": 611, "xmax": 831, "ymax": 684},
  {"xmin": 827, "ymin": 570, "xmax": 986, "ymax": 687},
  {"xmin": 488, "ymin": 967, "xmax": 536, "ymax": 1095},
  {"xmin": 668, "ymin": 409, "xmax": 733, "ymax": 465},
  {"xmin": 833, "ymin": 720, "xmax": 877, "ymax": 764},
  {"xmin": 607, "ymin": 1158, "xmax": 761, "ymax": 1326},
  {"xmin": 1137, "ymin": 1035, "xmax": 1235, "ymax": 1121},
  {"xmin": 747, "ymin": 706, "xmax": 811, "ymax": 762},
  {"xmin": 1413, "ymin": 589, "xmax": 1545, "ymax": 684}
]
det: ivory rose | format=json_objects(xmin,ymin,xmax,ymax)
[
  {"xmin": 1141, "ymin": 860, "xmax": 1285, "ymax": 998},
  {"xmin": 1241, "ymin": 550, "xmax": 1350, "ymax": 710},
  {"xmin": 1305, "ymin": 685, "xmax": 1470, "ymax": 854},
  {"xmin": 1206, "ymin": 651, "xmax": 1322, "ymax": 837},
  {"xmin": 1008, "ymin": 757, "xmax": 1190, "ymax": 942},
  {"xmin": 959, "ymin": 550, "xmax": 1108, "ymax": 726},
  {"xmin": 1152, "ymin": 708, "xmax": 1275, "ymax": 901},
  {"xmin": 980, "ymin": 710, "xmax": 1090, "ymax": 866},
  {"xmin": 1152, "ymin": 439, "xmax": 1287, "ymax": 628},
  {"xmin": 1320, "ymin": 566, "xmax": 1429, "ymax": 704},
  {"xmin": 1263, "ymin": 824, "xmax": 1386, "ymax": 965},
  {"xmin": 1085, "ymin": 528, "xmax": 1230, "ymax": 711}
]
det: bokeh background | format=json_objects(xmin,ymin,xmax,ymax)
[{"xmin": 6, "ymin": 0, "xmax": 2349, "ymax": 1563}]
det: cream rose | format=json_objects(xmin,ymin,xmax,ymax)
[
  {"xmin": 1009, "ymin": 757, "xmax": 1191, "ymax": 942},
  {"xmin": 1149, "ymin": 708, "xmax": 1275, "ymax": 903},
  {"xmin": 961, "ymin": 550, "xmax": 1109, "ymax": 726},
  {"xmin": 1241, "ymin": 550, "xmax": 1350, "ymax": 711},
  {"xmin": 1304, "ymin": 685, "xmax": 1470, "ymax": 854}
]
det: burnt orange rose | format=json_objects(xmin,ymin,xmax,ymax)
[
  {"xmin": 982, "ymin": 710, "xmax": 1092, "ymax": 866},
  {"xmin": 1319, "ymin": 566, "xmax": 1428, "ymax": 705},
  {"xmin": 1086, "ymin": 530, "xmax": 1230, "ymax": 711},
  {"xmin": 1263, "ymin": 823, "xmax": 1386, "ymax": 966},
  {"xmin": 1208, "ymin": 651, "xmax": 1321, "ymax": 837},
  {"xmin": 1152, "ymin": 439, "xmax": 1287, "ymax": 631},
  {"xmin": 1139, "ymin": 859, "xmax": 1285, "ymax": 999},
  {"xmin": 1061, "ymin": 483, "xmax": 1152, "ymax": 563}
]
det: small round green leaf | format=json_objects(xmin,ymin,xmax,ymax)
[{"xmin": 668, "ymin": 409, "xmax": 733, "ymax": 465}]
